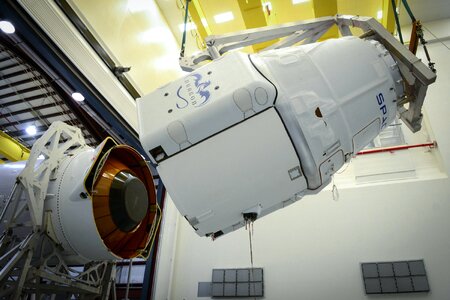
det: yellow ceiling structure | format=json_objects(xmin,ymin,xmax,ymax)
[
  {"xmin": 68, "ymin": 0, "xmax": 402, "ymax": 94},
  {"xmin": 174, "ymin": 0, "xmax": 401, "ymax": 51},
  {"xmin": 0, "ymin": 131, "xmax": 30, "ymax": 162}
]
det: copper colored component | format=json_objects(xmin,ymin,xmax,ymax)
[
  {"xmin": 409, "ymin": 21, "xmax": 420, "ymax": 55},
  {"xmin": 91, "ymin": 145, "xmax": 156, "ymax": 258}
]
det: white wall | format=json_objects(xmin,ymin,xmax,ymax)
[
  {"xmin": 170, "ymin": 179, "xmax": 450, "ymax": 300},
  {"xmin": 154, "ymin": 19, "xmax": 450, "ymax": 300},
  {"xmin": 152, "ymin": 196, "xmax": 180, "ymax": 300}
]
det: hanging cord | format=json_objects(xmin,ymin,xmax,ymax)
[
  {"xmin": 395, "ymin": 0, "xmax": 436, "ymax": 72},
  {"xmin": 124, "ymin": 259, "xmax": 133, "ymax": 300},
  {"xmin": 422, "ymin": 25, "xmax": 450, "ymax": 51},
  {"xmin": 180, "ymin": 0, "xmax": 191, "ymax": 58},
  {"xmin": 244, "ymin": 213, "xmax": 257, "ymax": 299},
  {"xmin": 401, "ymin": 0, "xmax": 416, "ymax": 22},
  {"xmin": 176, "ymin": 0, "xmax": 205, "ymax": 50},
  {"xmin": 248, "ymin": 222, "xmax": 254, "ymax": 267},
  {"xmin": 391, "ymin": 0, "xmax": 404, "ymax": 44},
  {"xmin": 248, "ymin": 226, "xmax": 257, "ymax": 299},
  {"xmin": 244, "ymin": 215, "xmax": 255, "ymax": 268},
  {"xmin": 415, "ymin": 22, "xmax": 436, "ymax": 73}
]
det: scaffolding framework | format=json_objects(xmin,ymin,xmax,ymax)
[{"xmin": 0, "ymin": 122, "xmax": 117, "ymax": 299}]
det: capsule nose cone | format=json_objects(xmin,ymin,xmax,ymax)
[
  {"xmin": 123, "ymin": 176, "xmax": 149, "ymax": 223},
  {"xmin": 110, "ymin": 171, "xmax": 149, "ymax": 232},
  {"xmin": 90, "ymin": 144, "xmax": 157, "ymax": 259}
]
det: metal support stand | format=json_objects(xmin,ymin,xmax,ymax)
[
  {"xmin": 0, "ymin": 122, "xmax": 117, "ymax": 299},
  {"xmin": 124, "ymin": 259, "xmax": 133, "ymax": 300}
]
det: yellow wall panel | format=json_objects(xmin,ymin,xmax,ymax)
[
  {"xmin": 382, "ymin": 0, "xmax": 397, "ymax": 33},
  {"xmin": 188, "ymin": 0, "xmax": 212, "ymax": 40},
  {"xmin": 312, "ymin": 0, "xmax": 338, "ymax": 39},
  {"xmin": 266, "ymin": 0, "xmax": 315, "ymax": 25},
  {"xmin": 70, "ymin": 0, "xmax": 184, "ymax": 94},
  {"xmin": 198, "ymin": 0, "xmax": 247, "ymax": 35},
  {"xmin": 237, "ymin": 0, "xmax": 273, "ymax": 52}
]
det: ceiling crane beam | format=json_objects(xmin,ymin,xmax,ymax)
[
  {"xmin": 0, "ymin": 68, "xmax": 34, "ymax": 80},
  {"xmin": 2, "ymin": 92, "xmax": 57, "ymax": 107},
  {"xmin": 0, "ymin": 84, "xmax": 51, "ymax": 99},
  {"xmin": 0, "ymin": 76, "xmax": 44, "ymax": 91},
  {"xmin": 0, "ymin": 102, "xmax": 64, "ymax": 118},
  {"xmin": 0, "ymin": 62, "xmax": 21, "ymax": 72},
  {"xmin": 1, "ymin": 110, "xmax": 72, "ymax": 128},
  {"xmin": 0, "ymin": 130, "xmax": 30, "ymax": 162}
]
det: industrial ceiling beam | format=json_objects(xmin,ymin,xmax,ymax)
[
  {"xmin": 4, "ymin": 125, "xmax": 48, "ymax": 137},
  {"xmin": 0, "ymin": 62, "xmax": 21, "ymax": 72},
  {"xmin": 0, "ymin": 84, "xmax": 51, "ymax": 99},
  {"xmin": 0, "ymin": 110, "xmax": 72, "ymax": 128},
  {"xmin": 1, "ymin": 92, "xmax": 57, "ymax": 107},
  {"xmin": 0, "ymin": 76, "xmax": 44, "ymax": 91},
  {"xmin": 21, "ymin": 132, "xmax": 93, "ymax": 143},
  {"xmin": 5, "ymin": 120, "xmax": 81, "ymax": 138},
  {"xmin": 0, "ymin": 68, "xmax": 34, "ymax": 80},
  {"xmin": 2, "ymin": 1, "xmax": 141, "ymax": 150},
  {"xmin": 0, "ymin": 56, "xmax": 14, "ymax": 63},
  {"xmin": 0, "ymin": 130, "xmax": 30, "ymax": 161},
  {"xmin": 311, "ymin": 0, "xmax": 338, "ymax": 39},
  {"xmin": 0, "ymin": 102, "xmax": 64, "ymax": 118}
]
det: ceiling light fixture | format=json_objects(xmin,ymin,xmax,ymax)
[
  {"xmin": 26, "ymin": 125, "xmax": 37, "ymax": 136},
  {"xmin": 377, "ymin": 10, "xmax": 383, "ymax": 20},
  {"xmin": 214, "ymin": 12, "xmax": 234, "ymax": 24},
  {"xmin": 0, "ymin": 21, "xmax": 15, "ymax": 34},
  {"xmin": 292, "ymin": 0, "xmax": 309, "ymax": 4},
  {"xmin": 71, "ymin": 92, "xmax": 85, "ymax": 102}
]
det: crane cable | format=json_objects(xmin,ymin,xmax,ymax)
[
  {"xmin": 244, "ymin": 213, "xmax": 257, "ymax": 299},
  {"xmin": 401, "ymin": 0, "xmax": 416, "ymax": 22},
  {"xmin": 180, "ymin": 0, "xmax": 191, "ymax": 58},
  {"xmin": 391, "ymin": 0, "xmax": 404, "ymax": 44},
  {"xmin": 392, "ymin": 0, "xmax": 436, "ymax": 72}
]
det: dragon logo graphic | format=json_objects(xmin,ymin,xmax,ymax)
[{"xmin": 176, "ymin": 73, "xmax": 211, "ymax": 109}]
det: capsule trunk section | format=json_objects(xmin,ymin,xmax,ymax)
[{"xmin": 252, "ymin": 36, "xmax": 402, "ymax": 189}]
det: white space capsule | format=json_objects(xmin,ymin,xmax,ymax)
[{"xmin": 138, "ymin": 36, "xmax": 403, "ymax": 238}]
